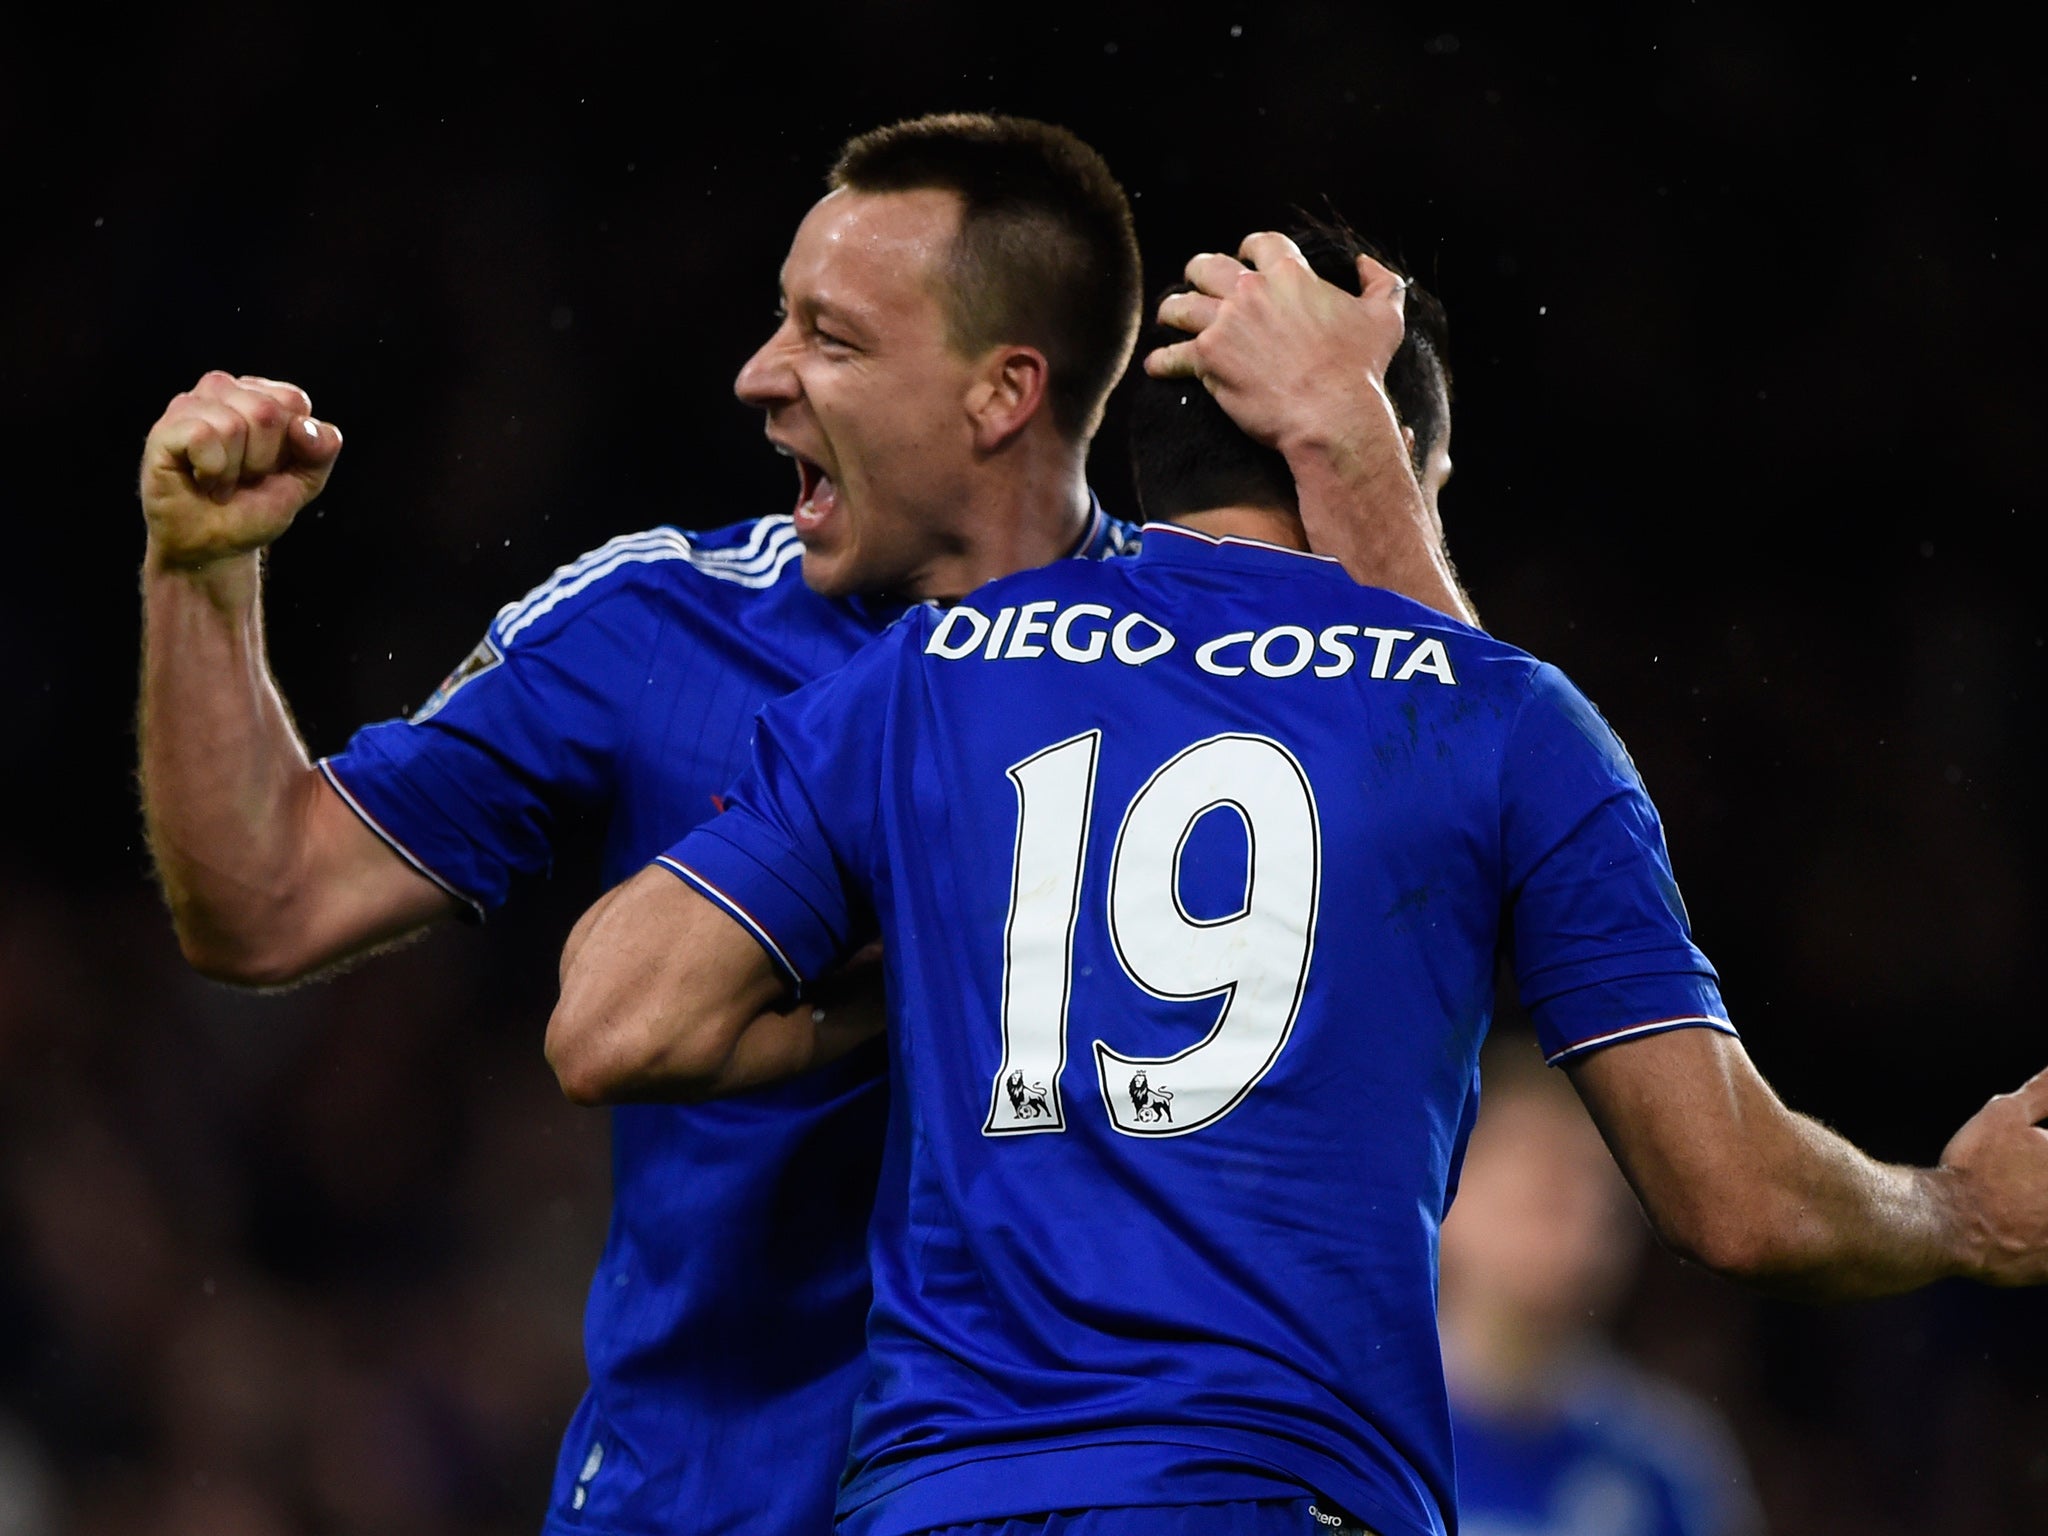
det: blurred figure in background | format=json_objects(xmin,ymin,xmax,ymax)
[
  {"xmin": 0, "ymin": 1412, "xmax": 59, "ymax": 1536},
  {"xmin": 1441, "ymin": 1037, "xmax": 1763, "ymax": 1536}
]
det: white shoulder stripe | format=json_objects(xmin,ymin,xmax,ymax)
[
  {"xmin": 692, "ymin": 516, "xmax": 797, "ymax": 569},
  {"xmin": 495, "ymin": 529, "xmax": 684, "ymax": 630},
  {"xmin": 502, "ymin": 518, "xmax": 796, "ymax": 626},
  {"xmin": 495, "ymin": 521, "xmax": 802, "ymax": 645}
]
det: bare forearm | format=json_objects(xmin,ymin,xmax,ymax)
[
  {"xmin": 140, "ymin": 549, "xmax": 327, "ymax": 973},
  {"xmin": 602, "ymin": 972, "xmax": 887, "ymax": 1103},
  {"xmin": 139, "ymin": 548, "xmax": 449, "ymax": 981},
  {"xmin": 1569, "ymin": 1029, "xmax": 1998, "ymax": 1302},
  {"xmin": 719, "ymin": 967, "xmax": 886, "ymax": 1096},
  {"xmin": 1282, "ymin": 403, "xmax": 1477, "ymax": 627},
  {"xmin": 550, "ymin": 867, "xmax": 792, "ymax": 1104},
  {"xmin": 1705, "ymin": 1107, "xmax": 1970, "ymax": 1300}
]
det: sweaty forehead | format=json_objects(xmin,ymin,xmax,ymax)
[{"xmin": 780, "ymin": 187, "xmax": 963, "ymax": 318}]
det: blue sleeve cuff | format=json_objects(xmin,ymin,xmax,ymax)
[
  {"xmin": 656, "ymin": 818, "xmax": 852, "ymax": 992},
  {"xmin": 1528, "ymin": 969, "xmax": 1736, "ymax": 1066},
  {"xmin": 318, "ymin": 755, "xmax": 489, "ymax": 921}
]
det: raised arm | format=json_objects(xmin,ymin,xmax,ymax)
[
  {"xmin": 1568, "ymin": 1027, "xmax": 2048, "ymax": 1298},
  {"xmin": 547, "ymin": 865, "xmax": 884, "ymax": 1105},
  {"xmin": 139, "ymin": 372, "xmax": 454, "ymax": 985},
  {"xmin": 1146, "ymin": 232, "xmax": 1477, "ymax": 627}
]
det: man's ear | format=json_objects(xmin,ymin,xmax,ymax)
[
  {"xmin": 966, "ymin": 346, "xmax": 1051, "ymax": 452},
  {"xmin": 1400, "ymin": 423, "xmax": 1417, "ymax": 460}
]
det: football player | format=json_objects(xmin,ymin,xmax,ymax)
[
  {"xmin": 550, "ymin": 225, "xmax": 2048, "ymax": 1536},
  {"xmin": 137, "ymin": 120, "xmax": 1468, "ymax": 1533}
]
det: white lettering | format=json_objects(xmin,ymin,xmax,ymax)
[
  {"xmin": 1250, "ymin": 625, "xmax": 1315, "ymax": 678},
  {"xmin": 1050, "ymin": 603, "xmax": 1113, "ymax": 663},
  {"xmin": 1393, "ymin": 636, "xmax": 1457, "ymax": 685},
  {"xmin": 1196, "ymin": 632, "xmax": 1254, "ymax": 677},
  {"xmin": 927, "ymin": 605, "xmax": 992, "ymax": 659},
  {"xmin": 945, "ymin": 605, "xmax": 1456, "ymax": 683},
  {"xmin": 1005, "ymin": 600, "xmax": 1059, "ymax": 658},
  {"xmin": 1314, "ymin": 624, "xmax": 1359, "ymax": 678},
  {"xmin": 983, "ymin": 607, "xmax": 1018, "ymax": 659},
  {"xmin": 1358, "ymin": 626, "xmax": 1414, "ymax": 679},
  {"xmin": 1111, "ymin": 612, "xmax": 1176, "ymax": 665}
]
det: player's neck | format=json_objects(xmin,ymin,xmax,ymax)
[
  {"xmin": 917, "ymin": 453, "xmax": 1093, "ymax": 603},
  {"xmin": 1169, "ymin": 506, "xmax": 1309, "ymax": 552}
]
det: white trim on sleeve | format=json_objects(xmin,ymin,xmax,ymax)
[
  {"xmin": 1543, "ymin": 1014, "xmax": 1737, "ymax": 1067},
  {"xmin": 653, "ymin": 856, "xmax": 805, "ymax": 990},
  {"xmin": 317, "ymin": 759, "xmax": 488, "ymax": 921}
]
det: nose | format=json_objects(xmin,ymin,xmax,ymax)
[{"xmin": 734, "ymin": 321, "xmax": 801, "ymax": 408}]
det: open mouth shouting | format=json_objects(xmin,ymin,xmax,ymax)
[{"xmin": 786, "ymin": 449, "xmax": 842, "ymax": 539}]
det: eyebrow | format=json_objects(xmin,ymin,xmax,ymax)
[
  {"xmin": 794, "ymin": 293, "xmax": 874, "ymax": 344},
  {"xmin": 801, "ymin": 294, "xmax": 863, "ymax": 325}
]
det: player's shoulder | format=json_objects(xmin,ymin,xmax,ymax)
[
  {"xmin": 488, "ymin": 516, "xmax": 807, "ymax": 648},
  {"xmin": 1355, "ymin": 591, "xmax": 1592, "ymax": 714},
  {"xmin": 1315, "ymin": 582, "xmax": 1549, "ymax": 694}
]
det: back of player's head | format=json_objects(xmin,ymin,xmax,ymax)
[
  {"xmin": 1127, "ymin": 217, "xmax": 1452, "ymax": 523},
  {"xmin": 830, "ymin": 113, "xmax": 1142, "ymax": 443}
]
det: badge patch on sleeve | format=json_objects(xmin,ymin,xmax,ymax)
[{"xmin": 410, "ymin": 637, "xmax": 504, "ymax": 723}]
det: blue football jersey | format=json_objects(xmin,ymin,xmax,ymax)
[
  {"xmin": 1452, "ymin": 1356, "xmax": 1761, "ymax": 1536},
  {"xmin": 660, "ymin": 524, "xmax": 1735, "ymax": 1536},
  {"xmin": 320, "ymin": 504, "xmax": 1137, "ymax": 1536}
]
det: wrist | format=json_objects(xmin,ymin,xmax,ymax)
[
  {"xmin": 144, "ymin": 540, "xmax": 263, "ymax": 603},
  {"xmin": 1922, "ymin": 1163, "xmax": 1995, "ymax": 1281},
  {"xmin": 1272, "ymin": 378, "xmax": 1402, "ymax": 464}
]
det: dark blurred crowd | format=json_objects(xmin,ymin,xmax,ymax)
[
  {"xmin": 0, "ymin": 882, "xmax": 607, "ymax": 1533},
  {"xmin": 5, "ymin": 4, "xmax": 2046, "ymax": 1533}
]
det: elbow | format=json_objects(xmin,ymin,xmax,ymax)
[
  {"xmin": 156, "ymin": 860, "xmax": 337, "ymax": 987},
  {"xmin": 544, "ymin": 998, "xmax": 729, "ymax": 1107},
  {"xmin": 1663, "ymin": 1213, "xmax": 1772, "ymax": 1282},
  {"xmin": 170, "ymin": 912, "xmax": 319, "ymax": 990},
  {"xmin": 545, "ymin": 1005, "xmax": 623, "ymax": 1106},
  {"xmin": 549, "ymin": 1056, "xmax": 616, "ymax": 1109},
  {"xmin": 1648, "ymin": 1189, "xmax": 1806, "ymax": 1284}
]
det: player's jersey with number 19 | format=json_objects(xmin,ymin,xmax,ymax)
[
  {"xmin": 661, "ymin": 524, "xmax": 1736, "ymax": 1536},
  {"xmin": 318, "ymin": 505, "xmax": 1138, "ymax": 1536}
]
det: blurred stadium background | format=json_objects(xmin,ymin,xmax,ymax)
[{"xmin": 4, "ymin": 4, "xmax": 2044, "ymax": 1531}]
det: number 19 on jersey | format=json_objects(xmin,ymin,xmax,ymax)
[{"xmin": 985, "ymin": 731, "xmax": 1323, "ymax": 1140}]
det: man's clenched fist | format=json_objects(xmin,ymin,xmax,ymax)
[{"xmin": 141, "ymin": 372, "xmax": 342, "ymax": 569}]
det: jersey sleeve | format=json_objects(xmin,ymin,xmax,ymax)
[
  {"xmin": 655, "ymin": 615, "xmax": 918, "ymax": 991},
  {"xmin": 1501, "ymin": 664, "xmax": 1735, "ymax": 1065},
  {"xmin": 318, "ymin": 534, "xmax": 671, "ymax": 915}
]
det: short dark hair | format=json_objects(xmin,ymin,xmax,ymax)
[
  {"xmin": 1128, "ymin": 217, "xmax": 1452, "ymax": 522},
  {"xmin": 831, "ymin": 113, "xmax": 1142, "ymax": 441}
]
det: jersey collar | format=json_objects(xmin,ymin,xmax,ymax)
[
  {"xmin": 1065, "ymin": 490, "xmax": 1132, "ymax": 562},
  {"xmin": 1137, "ymin": 520, "xmax": 1346, "ymax": 575}
]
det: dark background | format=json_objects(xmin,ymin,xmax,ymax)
[{"xmin": 3, "ymin": 3, "xmax": 2043, "ymax": 1532}]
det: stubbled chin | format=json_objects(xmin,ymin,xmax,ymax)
[{"xmin": 796, "ymin": 543, "xmax": 859, "ymax": 597}]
